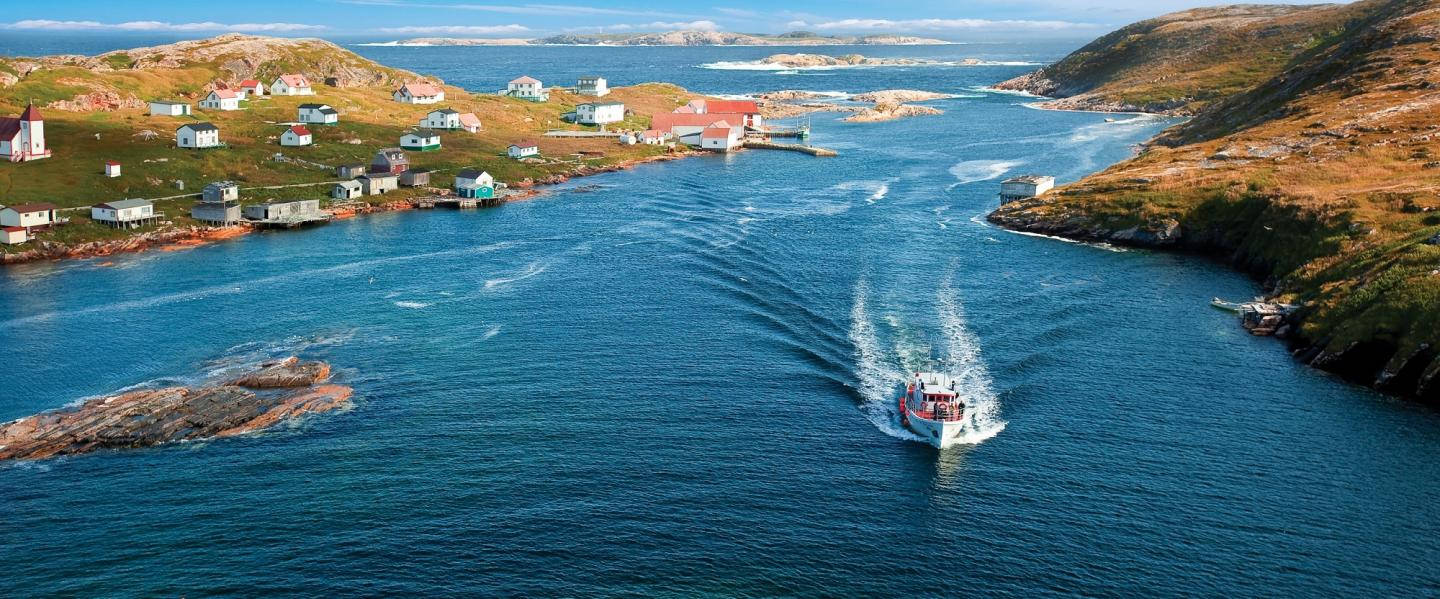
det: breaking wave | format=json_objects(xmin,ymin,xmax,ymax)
[{"xmin": 394, "ymin": 301, "xmax": 431, "ymax": 309}]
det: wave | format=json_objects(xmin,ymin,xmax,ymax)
[
  {"xmin": 935, "ymin": 278, "xmax": 1006, "ymax": 444},
  {"xmin": 849, "ymin": 278, "xmax": 923, "ymax": 442},
  {"xmin": 482, "ymin": 324, "xmax": 502, "ymax": 340},
  {"xmin": 948, "ymin": 159, "xmax": 1025, "ymax": 186},
  {"xmin": 394, "ymin": 301, "xmax": 431, "ymax": 309},
  {"xmin": 832, "ymin": 179, "xmax": 893, "ymax": 203},
  {"xmin": 701, "ymin": 59, "xmax": 1040, "ymax": 71},
  {"xmin": 849, "ymin": 276, "xmax": 1005, "ymax": 447},
  {"xmin": 969, "ymin": 86, "xmax": 1047, "ymax": 98},
  {"xmin": 483, "ymin": 260, "xmax": 549, "ymax": 290}
]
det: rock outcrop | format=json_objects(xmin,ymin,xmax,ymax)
[{"xmin": 0, "ymin": 358, "xmax": 351, "ymax": 461}]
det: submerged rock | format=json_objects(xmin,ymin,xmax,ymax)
[{"xmin": 0, "ymin": 358, "xmax": 350, "ymax": 461}]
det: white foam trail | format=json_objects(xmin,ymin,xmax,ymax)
[
  {"xmin": 948, "ymin": 159, "xmax": 1025, "ymax": 186},
  {"xmin": 849, "ymin": 278, "xmax": 923, "ymax": 442},
  {"xmin": 482, "ymin": 324, "xmax": 502, "ymax": 339},
  {"xmin": 935, "ymin": 278, "xmax": 1006, "ymax": 444},
  {"xmin": 483, "ymin": 260, "xmax": 548, "ymax": 290},
  {"xmin": 394, "ymin": 301, "xmax": 431, "ymax": 309},
  {"xmin": 970, "ymin": 85, "xmax": 1046, "ymax": 98},
  {"xmin": 1000, "ymin": 227, "xmax": 1128, "ymax": 252},
  {"xmin": 833, "ymin": 179, "xmax": 892, "ymax": 203}
]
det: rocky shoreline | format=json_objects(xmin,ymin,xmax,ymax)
[
  {"xmin": 0, "ymin": 357, "xmax": 351, "ymax": 461},
  {"xmin": 755, "ymin": 89, "xmax": 948, "ymax": 122},
  {"xmin": 987, "ymin": 200, "xmax": 1440, "ymax": 401},
  {"xmin": 993, "ymin": 72, "xmax": 1194, "ymax": 116},
  {"xmin": 0, "ymin": 152, "xmax": 695, "ymax": 267}
]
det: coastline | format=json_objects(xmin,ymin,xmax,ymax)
[{"xmin": 0, "ymin": 152, "xmax": 696, "ymax": 267}]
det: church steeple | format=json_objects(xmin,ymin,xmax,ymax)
[{"xmin": 19, "ymin": 102, "xmax": 41, "ymax": 122}]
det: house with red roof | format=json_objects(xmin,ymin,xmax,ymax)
[
  {"xmin": 506, "ymin": 76, "xmax": 548, "ymax": 102},
  {"xmin": 0, "ymin": 104, "xmax": 50, "ymax": 162},
  {"xmin": 508, "ymin": 140, "xmax": 540, "ymax": 159},
  {"xmin": 651, "ymin": 112, "xmax": 744, "ymax": 145},
  {"xmin": 271, "ymin": 74, "xmax": 314, "ymax": 96},
  {"xmin": 701, "ymin": 124, "xmax": 743, "ymax": 152},
  {"xmin": 280, "ymin": 125, "xmax": 313, "ymax": 147},
  {"xmin": 704, "ymin": 99, "xmax": 763, "ymax": 128},
  {"xmin": 394, "ymin": 82, "xmax": 445, "ymax": 104},
  {"xmin": 0, "ymin": 203, "xmax": 57, "ymax": 228},
  {"xmin": 239, "ymin": 79, "xmax": 265, "ymax": 97},
  {"xmin": 104, "ymin": 160, "xmax": 121, "ymax": 178}
]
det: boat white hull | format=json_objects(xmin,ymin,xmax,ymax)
[{"xmin": 906, "ymin": 413, "xmax": 968, "ymax": 448}]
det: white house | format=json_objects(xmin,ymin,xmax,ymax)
[
  {"xmin": 576, "ymin": 102, "xmax": 625, "ymax": 126},
  {"xmin": 332, "ymin": 180, "xmax": 363, "ymax": 200},
  {"xmin": 148, "ymin": 100, "xmax": 191, "ymax": 116},
  {"xmin": 421, "ymin": 108, "xmax": 461, "ymax": 129},
  {"xmin": 700, "ymin": 125, "xmax": 743, "ymax": 152},
  {"xmin": 280, "ymin": 125, "xmax": 313, "ymax": 147},
  {"xmin": 457, "ymin": 113, "xmax": 482, "ymax": 133},
  {"xmin": 200, "ymin": 89, "xmax": 241, "ymax": 111},
  {"xmin": 1, "ymin": 226, "xmax": 27, "ymax": 245},
  {"xmin": 103, "ymin": 160, "xmax": 121, "ymax": 177},
  {"xmin": 640, "ymin": 129, "xmax": 669, "ymax": 145},
  {"xmin": 508, "ymin": 141, "xmax": 539, "ymax": 159},
  {"xmin": 577, "ymin": 76, "xmax": 609, "ymax": 97},
  {"xmin": 506, "ymin": 76, "xmax": 548, "ymax": 102},
  {"xmin": 90, "ymin": 199, "xmax": 159, "ymax": 228},
  {"xmin": 704, "ymin": 99, "xmax": 763, "ymax": 129},
  {"xmin": 239, "ymin": 79, "xmax": 264, "ymax": 97},
  {"xmin": 400, "ymin": 129, "xmax": 441, "ymax": 151},
  {"xmin": 177, "ymin": 122, "xmax": 221, "ymax": 149},
  {"xmin": 0, "ymin": 203, "xmax": 56, "ymax": 228},
  {"xmin": 394, "ymin": 82, "xmax": 444, "ymax": 104},
  {"xmin": 298, "ymin": 103, "xmax": 339, "ymax": 124},
  {"xmin": 1000, "ymin": 175, "xmax": 1056, "ymax": 202},
  {"xmin": 271, "ymin": 74, "xmax": 314, "ymax": 96},
  {"xmin": 0, "ymin": 104, "xmax": 50, "ymax": 162}
]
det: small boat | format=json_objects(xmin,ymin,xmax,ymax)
[{"xmin": 898, "ymin": 372, "xmax": 968, "ymax": 448}]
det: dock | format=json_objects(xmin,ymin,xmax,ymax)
[
  {"xmin": 742, "ymin": 140, "xmax": 837, "ymax": 157},
  {"xmin": 249, "ymin": 214, "xmax": 331, "ymax": 229}
]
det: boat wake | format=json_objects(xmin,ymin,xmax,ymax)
[
  {"xmin": 948, "ymin": 159, "xmax": 1025, "ymax": 187},
  {"xmin": 849, "ymin": 277, "xmax": 1005, "ymax": 446}
]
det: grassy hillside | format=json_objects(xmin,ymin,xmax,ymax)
[
  {"xmin": 989, "ymin": 0, "xmax": 1440, "ymax": 400},
  {"xmin": 0, "ymin": 36, "xmax": 706, "ymax": 254},
  {"xmin": 992, "ymin": 3, "xmax": 1373, "ymax": 114}
]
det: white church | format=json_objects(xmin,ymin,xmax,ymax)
[{"xmin": 0, "ymin": 104, "xmax": 50, "ymax": 162}]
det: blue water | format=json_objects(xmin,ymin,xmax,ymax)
[{"xmin": 3, "ymin": 43, "xmax": 1440, "ymax": 597}]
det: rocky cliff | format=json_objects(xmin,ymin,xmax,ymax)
[
  {"xmin": 992, "ymin": 3, "xmax": 1370, "ymax": 115},
  {"xmin": 989, "ymin": 0, "xmax": 1440, "ymax": 402}
]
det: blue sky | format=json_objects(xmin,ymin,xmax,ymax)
[{"xmin": 0, "ymin": 0, "xmax": 1344, "ymax": 39}]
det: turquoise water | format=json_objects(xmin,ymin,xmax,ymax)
[{"xmin": 2, "ymin": 44, "xmax": 1439, "ymax": 596}]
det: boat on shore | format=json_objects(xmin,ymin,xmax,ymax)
[{"xmin": 899, "ymin": 372, "xmax": 969, "ymax": 448}]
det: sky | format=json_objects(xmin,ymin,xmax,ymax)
[{"xmin": 0, "ymin": 0, "xmax": 1346, "ymax": 39}]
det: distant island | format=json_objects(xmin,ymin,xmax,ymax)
[{"xmin": 361, "ymin": 30, "xmax": 952, "ymax": 47}]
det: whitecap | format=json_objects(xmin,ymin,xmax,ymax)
[
  {"xmin": 394, "ymin": 301, "xmax": 431, "ymax": 309},
  {"xmin": 947, "ymin": 159, "xmax": 1025, "ymax": 186}
]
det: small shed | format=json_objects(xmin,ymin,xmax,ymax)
[
  {"xmin": 203, "ymin": 181, "xmax": 239, "ymax": 203},
  {"xmin": 357, "ymin": 173, "xmax": 399, "ymax": 195},
  {"xmin": 332, "ymin": 180, "xmax": 363, "ymax": 200},
  {"xmin": 1000, "ymin": 175, "xmax": 1056, "ymax": 202},
  {"xmin": 192, "ymin": 198, "xmax": 241, "ymax": 225},
  {"xmin": 148, "ymin": 100, "xmax": 191, "ymax": 116},
  {"xmin": 1, "ymin": 226, "xmax": 27, "ymax": 245},
  {"xmin": 337, "ymin": 164, "xmax": 367, "ymax": 178},
  {"xmin": 399, "ymin": 169, "xmax": 431, "ymax": 187},
  {"xmin": 298, "ymin": 103, "xmax": 339, "ymax": 124},
  {"xmin": 239, "ymin": 79, "xmax": 265, "ymax": 97},
  {"xmin": 508, "ymin": 141, "xmax": 539, "ymax": 159},
  {"xmin": 0, "ymin": 203, "xmax": 57, "ymax": 229},
  {"xmin": 103, "ymin": 161, "xmax": 122, "ymax": 177},
  {"xmin": 243, "ymin": 199, "xmax": 323, "ymax": 221}
]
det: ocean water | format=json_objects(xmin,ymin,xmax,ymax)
[{"xmin": 2, "ymin": 42, "xmax": 1440, "ymax": 597}]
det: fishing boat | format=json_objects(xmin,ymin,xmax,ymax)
[{"xmin": 899, "ymin": 372, "xmax": 968, "ymax": 448}]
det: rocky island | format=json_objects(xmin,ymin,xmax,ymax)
[
  {"xmin": 987, "ymin": 0, "xmax": 1440, "ymax": 401},
  {"xmin": 754, "ymin": 89, "xmax": 950, "ymax": 122},
  {"xmin": 757, "ymin": 53, "xmax": 974, "ymax": 69},
  {"xmin": 365, "ymin": 31, "xmax": 951, "ymax": 47},
  {"xmin": 0, "ymin": 357, "xmax": 351, "ymax": 461}
]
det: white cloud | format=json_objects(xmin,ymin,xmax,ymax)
[
  {"xmin": 338, "ymin": 0, "xmax": 697, "ymax": 18},
  {"xmin": 603, "ymin": 19, "xmax": 720, "ymax": 31},
  {"xmin": 789, "ymin": 18, "xmax": 1098, "ymax": 31},
  {"xmin": 377, "ymin": 24, "xmax": 531, "ymax": 34},
  {"xmin": 2, "ymin": 19, "xmax": 326, "ymax": 32}
]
